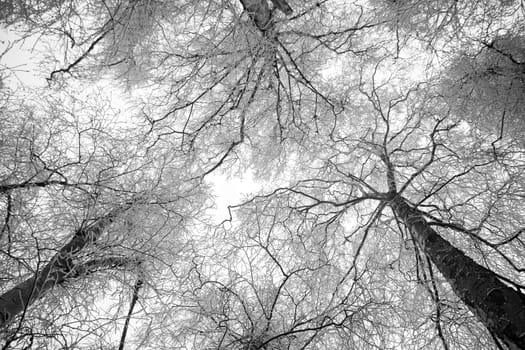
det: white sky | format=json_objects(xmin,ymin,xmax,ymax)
[
  {"xmin": 206, "ymin": 170, "xmax": 261, "ymax": 223},
  {"xmin": 0, "ymin": 27, "xmax": 45, "ymax": 88},
  {"xmin": 1, "ymin": 26, "xmax": 265, "ymax": 232}
]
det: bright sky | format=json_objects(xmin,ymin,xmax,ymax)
[
  {"xmin": 0, "ymin": 27, "xmax": 45, "ymax": 88},
  {"xmin": 0, "ymin": 26, "xmax": 265, "ymax": 234}
]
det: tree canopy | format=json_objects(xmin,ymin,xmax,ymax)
[{"xmin": 1, "ymin": 0, "xmax": 524, "ymax": 349}]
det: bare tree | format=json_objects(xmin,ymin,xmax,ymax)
[
  {"xmin": 219, "ymin": 70, "xmax": 525, "ymax": 348},
  {"xmin": 0, "ymin": 85, "xmax": 205, "ymax": 347},
  {"xmin": 136, "ymin": 198, "xmax": 391, "ymax": 349},
  {"xmin": 2, "ymin": 1, "xmax": 524, "ymax": 349},
  {"xmin": 439, "ymin": 30, "xmax": 525, "ymax": 147},
  {"xmin": 370, "ymin": 0, "xmax": 525, "ymax": 145}
]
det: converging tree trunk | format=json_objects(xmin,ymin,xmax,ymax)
[
  {"xmin": 240, "ymin": 0, "xmax": 293, "ymax": 30},
  {"xmin": 390, "ymin": 195, "xmax": 525, "ymax": 350},
  {"xmin": 0, "ymin": 208, "xmax": 126, "ymax": 328}
]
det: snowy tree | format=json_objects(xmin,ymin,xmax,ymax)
[{"xmin": 1, "ymin": 1, "xmax": 524, "ymax": 349}]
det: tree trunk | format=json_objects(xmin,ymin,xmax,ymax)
[
  {"xmin": 390, "ymin": 196, "xmax": 525, "ymax": 350},
  {"xmin": 270, "ymin": 0, "xmax": 293, "ymax": 15},
  {"xmin": 0, "ymin": 210, "xmax": 120, "ymax": 328},
  {"xmin": 240, "ymin": 0, "xmax": 272, "ymax": 30}
]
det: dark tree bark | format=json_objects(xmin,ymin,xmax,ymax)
[
  {"xmin": 239, "ymin": 0, "xmax": 293, "ymax": 31},
  {"xmin": 390, "ymin": 195, "xmax": 525, "ymax": 350},
  {"xmin": 270, "ymin": 0, "xmax": 293, "ymax": 15},
  {"xmin": 0, "ymin": 208, "xmax": 125, "ymax": 328},
  {"xmin": 118, "ymin": 277, "xmax": 143, "ymax": 350}
]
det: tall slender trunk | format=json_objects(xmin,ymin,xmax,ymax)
[
  {"xmin": 390, "ymin": 196, "xmax": 525, "ymax": 350},
  {"xmin": 0, "ymin": 209, "xmax": 120, "ymax": 328}
]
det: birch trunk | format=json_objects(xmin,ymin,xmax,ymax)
[
  {"xmin": 390, "ymin": 196, "xmax": 525, "ymax": 350},
  {"xmin": 0, "ymin": 210, "xmax": 119, "ymax": 327}
]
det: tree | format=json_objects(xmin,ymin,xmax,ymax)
[
  {"xmin": 439, "ymin": 29, "xmax": 525, "ymax": 146},
  {"xmin": 218, "ymin": 69, "xmax": 525, "ymax": 348},
  {"xmin": 1, "ymin": 0, "xmax": 524, "ymax": 349},
  {"xmin": 370, "ymin": 0, "xmax": 525, "ymax": 144},
  {"xmin": 143, "ymin": 195, "xmax": 394, "ymax": 349},
  {"xmin": 0, "ymin": 83, "xmax": 206, "ymax": 347}
]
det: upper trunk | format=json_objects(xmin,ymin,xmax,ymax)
[
  {"xmin": 390, "ymin": 195, "xmax": 525, "ymax": 350},
  {"xmin": 0, "ymin": 209, "xmax": 121, "ymax": 328},
  {"xmin": 240, "ymin": 0, "xmax": 272, "ymax": 30},
  {"xmin": 239, "ymin": 0, "xmax": 293, "ymax": 31}
]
